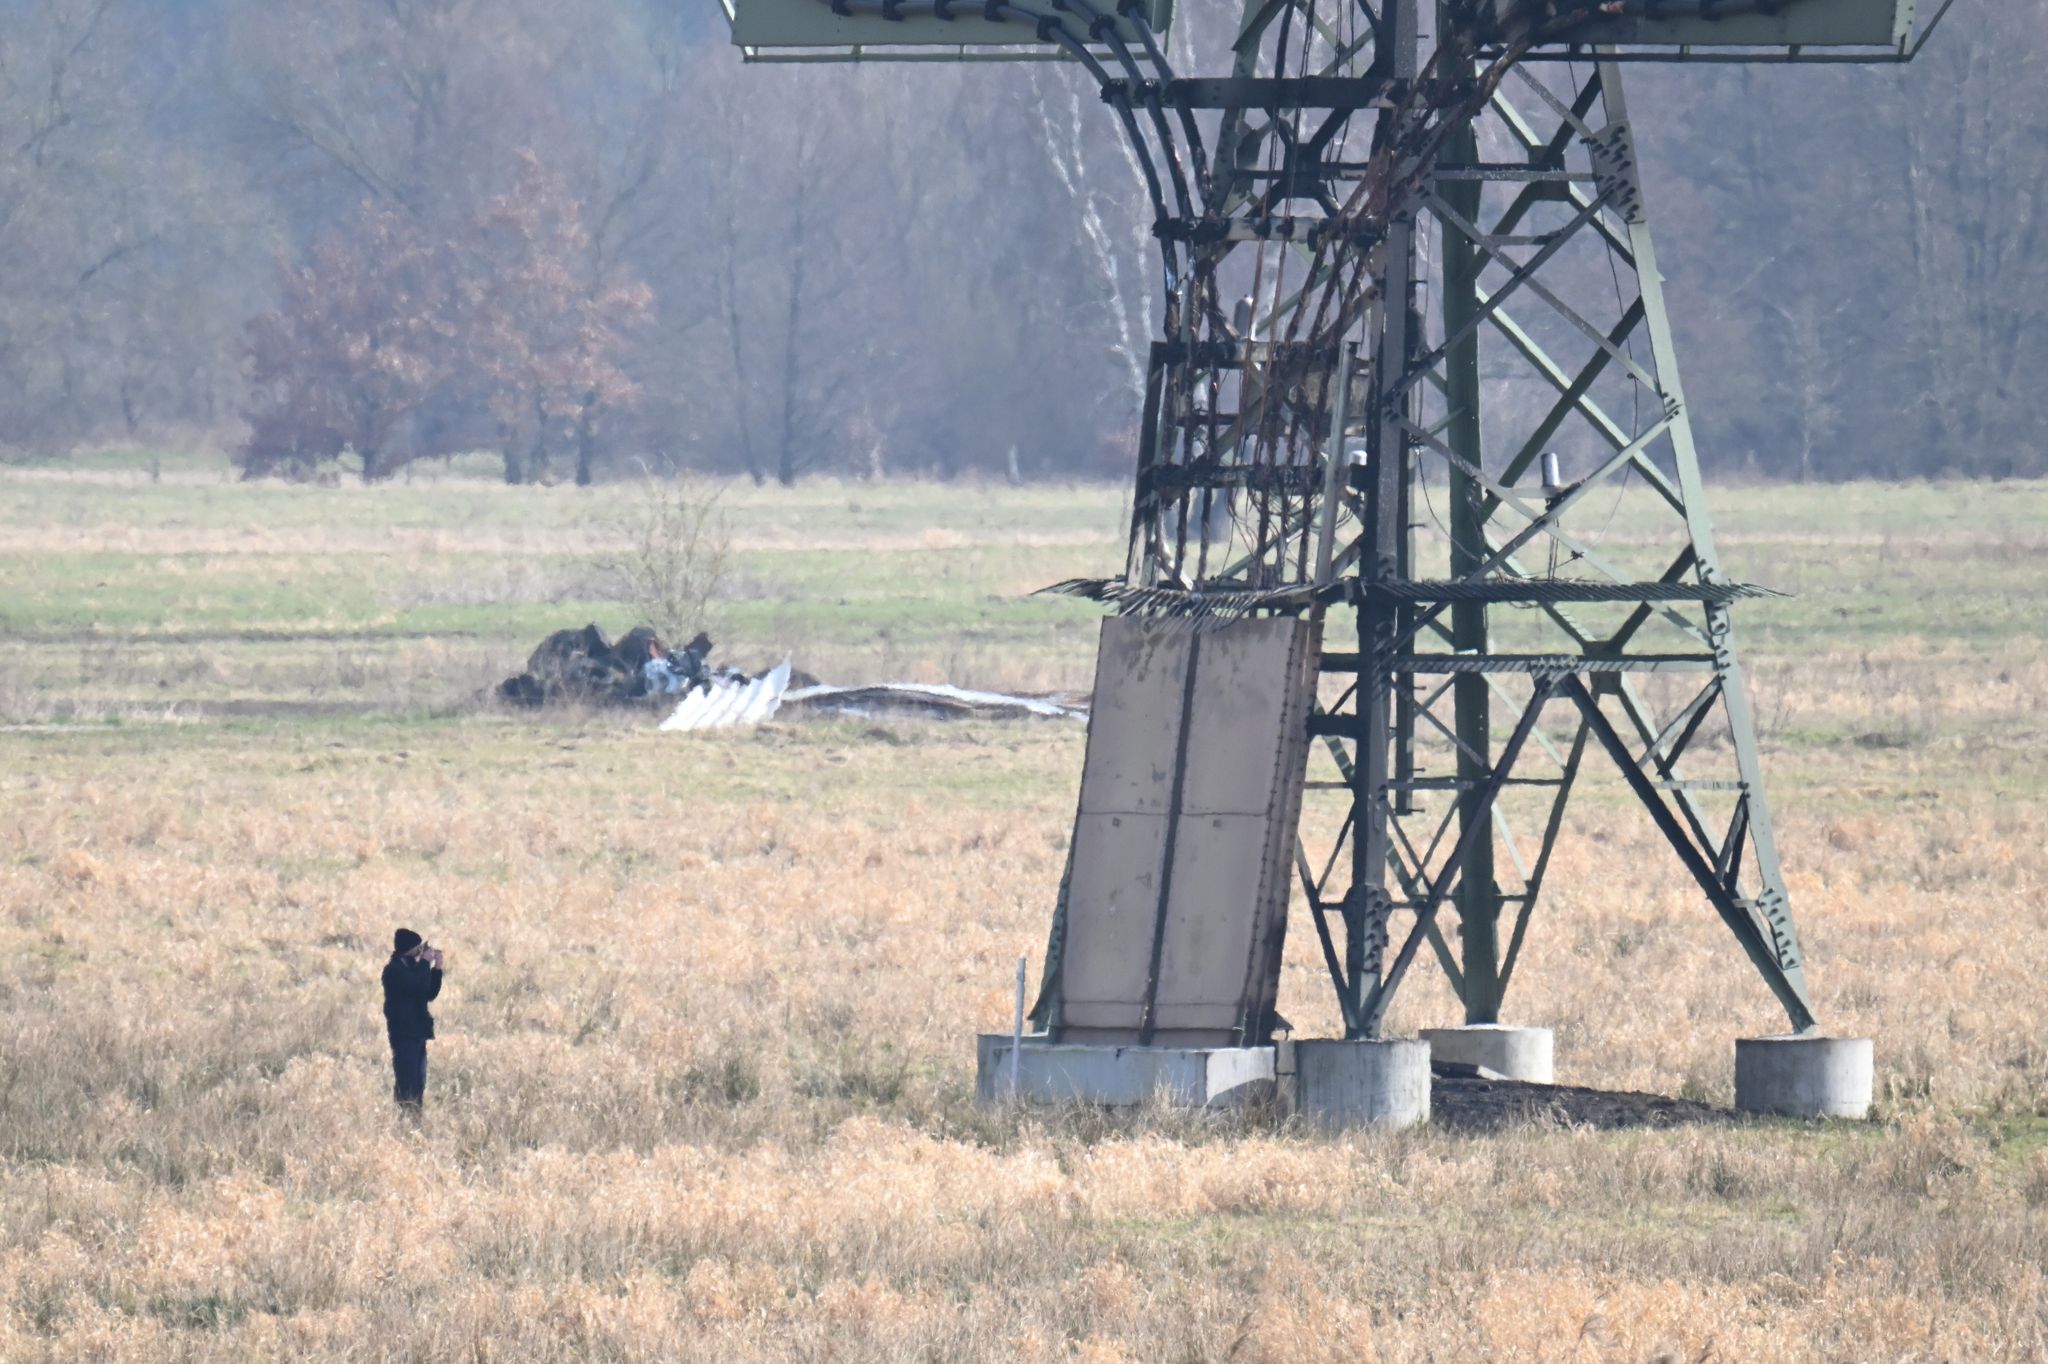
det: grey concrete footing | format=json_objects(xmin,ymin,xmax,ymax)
[
  {"xmin": 975, "ymin": 1035, "xmax": 1276, "ymax": 1108},
  {"xmin": 1735, "ymin": 1034, "xmax": 1874, "ymax": 1119},
  {"xmin": 1293, "ymin": 1039, "xmax": 1432, "ymax": 1129},
  {"xmin": 1419, "ymin": 1024, "xmax": 1555, "ymax": 1083}
]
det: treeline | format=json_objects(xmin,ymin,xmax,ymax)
[{"xmin": 0, "ymin": 0, "xmax": 2037, "ymax": 482}]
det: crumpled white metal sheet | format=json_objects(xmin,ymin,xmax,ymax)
[
  {"xmin": 780, "ymin": 681, "xmax": 1084, "ymax": 721},
  {"xmin": 658, "ymin": 658, "xmax": 792, "ymax": 732}
]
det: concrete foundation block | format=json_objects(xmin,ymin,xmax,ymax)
[
  {"xmin": 1294, "ymin": 1039, "xmax": 1432, "ymax": 1129},
  {"xmin": 975, "ymin": 1035, "xmax": 1276, "ymax": 1108},
  {"xmin": 1735, "ymin": 1034, "xmax": 1874, "ymax": 1119},
  {"xmin": 1419, "ymin": 1024, "xmax": 1554, "ymax": 1083}
]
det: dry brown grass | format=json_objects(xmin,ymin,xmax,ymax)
[
  {"xmin": 1, "ymin": 700, "xmax": 2044, "ymax": 1361},
  {"xmin": 2, "ymin": 476, "xmax": 2046, "ymax": 1359}
]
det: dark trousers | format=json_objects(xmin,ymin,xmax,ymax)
[{"xmin": 391, "ymin": 1036, "xmax": 428, "ymax": 1108}]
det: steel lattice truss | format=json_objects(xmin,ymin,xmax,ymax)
[
  {"xmin": 725, "ymin": 0, "xmax": 1945, "ymax": 1042},
  {"xmin": 725, "ymin": 0, "xmax": 1943, "ymax": 1043},
  {"xmin": 1018, "ymin": 0, "xmax": 1833, "ymax": 1040},
  {"xmin": 787, "ymin": 0, "xmax": 1929, "ymax": 1040},
  {"xmin": 1328, "ymin": 54, "xmax": 1819, "ymax": 1040}
]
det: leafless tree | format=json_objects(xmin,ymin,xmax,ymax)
[{"xmin": 0, "ymin": 2, "xmax": 2037, "ymax": 483}]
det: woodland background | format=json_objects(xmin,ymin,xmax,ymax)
[{"xmin": 0, "ymin": 0, "xmax": 2032, "ymax": 483}]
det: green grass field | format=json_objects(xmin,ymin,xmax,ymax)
[
  {"xmin": 0, "ymin": 466, "xmax": 1130, "ymax": 718},
  {"xmin": 2, "ymin": 460, "xmax": 2046, "ymax": 1360},
  {"xmin": 5, "ymin": 461, "xmax": 2044, "ymax": 703}
]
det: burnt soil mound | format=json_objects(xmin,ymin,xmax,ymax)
[{"xmin": 1430, "ymin": 1074, "xmax": 1738, "ymax": 1133}]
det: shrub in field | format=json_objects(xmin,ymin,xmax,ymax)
[{"xmin": 601, "ymin": 475, "xmax": 733, "ymax": 645}]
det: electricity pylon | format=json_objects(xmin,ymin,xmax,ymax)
[{"xmin": 723, "ymin": 0, "xmax": 1951, "ymax": 1045}]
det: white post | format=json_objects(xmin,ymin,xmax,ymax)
[{"xmin": 1008, "ymin": 955, "xmax": 1027, "ymax": 1103}]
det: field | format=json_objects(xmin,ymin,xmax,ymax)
[{"xmin": 3, "ymin": 458, "xmax": 2046, "ymax": 1361}]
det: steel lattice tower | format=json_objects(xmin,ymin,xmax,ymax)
[{"xmin": 726, "ymin": 0, "xmax": 1949, "ymax": 1051}]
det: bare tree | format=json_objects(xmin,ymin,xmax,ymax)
[
  {"xmin": 0, "ymin": 0, "xmax": 2040, "ymax": 483},
  {"xmin": 693, "ymin": 65, "xmax": 866, "ymax": 485},
  {"xmin": 1028, "ymin": 68, "xmax": 1154, "ymax": 416},
  {"xmin": 0, "ymin": 0, "xmax": 267, "ymax": 452},
  {"xmin": 1895, "ymin": 16, "xmax": 2048, "ymax": 477}
]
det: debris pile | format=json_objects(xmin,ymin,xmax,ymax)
[
  {"xmin": 498, "ymin": 623, "xmax": 1086, "ymax": 732},
  {"xmin": 497, "ymin": 623, "xmax": 721, "ymax": 708}
]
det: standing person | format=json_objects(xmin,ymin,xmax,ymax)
[{"xmin": 382, "ymin": 928, "xmax": 444, "ymax": 1113}]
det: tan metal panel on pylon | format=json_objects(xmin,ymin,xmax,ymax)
[
  {"xmin": 1178, "ymin": 619, "xmax": 1301, "ymax": 816},
  {"xmin": 1053, "ymin": 615, "xmax": 1318, "ymax": 1046},
  {"xmin": 1058, "ymin": 812, "xmax": 1168, "ymax": 1034},
  {"xmin": 1148, "ymin": 813, "xmax": 1275, "ymax": 1037},
  {"xmin": 1076, "ymin": 624, "xmax": 1191, "ymax": 817}
]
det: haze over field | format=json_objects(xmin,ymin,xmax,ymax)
[{"xmin": 0, "ymin": 0, "xmax": 2040, "ymax": 481}]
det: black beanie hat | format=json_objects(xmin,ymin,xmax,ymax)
[{"xmin": 394, "ymin": 928, "xmax": 423, "ymax": 954}]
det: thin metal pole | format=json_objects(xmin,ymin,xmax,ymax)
[
  {"xmin": 1008, "ymin": 955, "xmax": 1026, "ymax": 1102},
  {"xmin": 1349, "ymin": 0, "xmax": 1420, "ymax": 1038},
  {"xmin": 1439, "ymin": 91, "xmax": 1501, "ymax": 1024}
]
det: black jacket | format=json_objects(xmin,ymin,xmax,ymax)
[{"xmin": 382, "ymin": 953, "xmax": 443, "ymax": 1042}]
